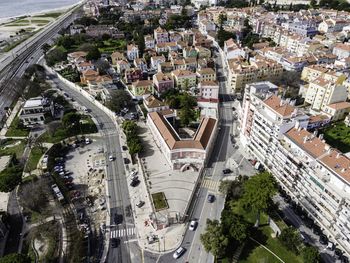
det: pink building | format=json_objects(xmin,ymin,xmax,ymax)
[{"xmin": 153, "ymin": 72, "xmax": 174, "ymax": 95}]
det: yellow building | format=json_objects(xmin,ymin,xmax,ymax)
[{"xmin": 171, "ymin": 69, "xmax": 197, "ymax": 89}]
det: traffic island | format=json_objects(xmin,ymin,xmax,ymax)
[{"xmin": 151, "ymin": 192, "xmax": 168, "ymax": 211}]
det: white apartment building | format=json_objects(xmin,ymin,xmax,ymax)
[
  {"xmin": 239, "ymin": 82, "xmax": 350, "ymax": 256},
  {"xmin": 127, "ymin": 44, "xmax": 139, "ymax": 61},
  {"xmin": 19, "ymin": 97, "xmax": 52, "ymax": 127},
  {"xmin": 304, "ymin": 78, "xmax": 348, "ymax": 112}
]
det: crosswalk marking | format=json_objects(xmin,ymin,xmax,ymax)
[
  {"xmin": 110, "ymin": 227, "xmax": 135, "ymax": 238},
  {"xmin": 201, "ymin": 179, "xmax": 221, "ymax": 192}
]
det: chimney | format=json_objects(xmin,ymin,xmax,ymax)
[
  {"xmin": 295, "ymin": 121, "xmax": 300, "ymax": 130},
  {"xmin": 336, "ymin": 152, "xmax": 341, "ymax": 159},
  {"xmin": 303, "ymin": 136, "xmax": 308, "ymax": 143},
  {"xmin": 325, "ymin": 144, "xmax": 330, "ymax": 151},
  {"xmin": 319, "ymin": 134, "xmax": 324, "ymax": 140},
  {"xmin": 341, "ymin": 168, "xmax": 346, "ymax": 173},
  {"xmin": 313, "ymin": 130, "xmax": 318, "ymax": 137}
]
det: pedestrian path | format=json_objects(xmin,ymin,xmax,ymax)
[
  {"xmin": 110, "ymin": 227, "xmax": 136, "ymax": 238},
  {"xmin": 201, "ymin": 179, "xmax": 221, "ymax": 193}
]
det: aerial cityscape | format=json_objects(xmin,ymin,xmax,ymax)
[{"xmin": 0, "ymin": 0, "xmax": 349, "ymax": 262}]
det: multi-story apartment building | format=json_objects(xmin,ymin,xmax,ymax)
[
  {"xmin": 239, "ymin": 82, "xmax": 350, "ymax": 256},
  {"xmin": 197, "ymin": 68, "xmax": 216, "ymax": 82},
  {"xmin": 227, "ymin": 57, "xmax": 283, "ymax": 93},
  {"xmin": 153, "ymin": 72, "xmax": 174, "ymax": 95},
  {"xmin": 19, "ymin": 97, "xmax": 53, "ymax": 127},
  {"xmin": 154, "ymin": 27, "xmax": 169, "ymax": 44},
  {"xmin": 144, "ymin": 35, "xmax": 155, "ymax": 49},
  {"xmin": 333, "ymin": 43, "xmax": 350, "ymax": 60},
  {"xmin": 171, "ymin": 69, "xmax": 197, "ymax": 89},
  {"xmin": 127, "ymin": 44, "xmax": 139, "ymax": 61},
  {"xmin": 304, "ymin": 78, "xmax": 348, "ymax": 112}
]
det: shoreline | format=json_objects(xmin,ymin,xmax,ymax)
[{"xmin": 0, "ymin": 0, "xmax": 83, "ymax": 25}]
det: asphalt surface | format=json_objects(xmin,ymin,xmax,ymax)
[{"xmin": 48, "ymin": 73, "xmax": 138, "ymax": 263}]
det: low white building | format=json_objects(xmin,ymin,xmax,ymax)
[{"xmin": 19, "ymin": 97, "xmax": 52, "ymax": 127}]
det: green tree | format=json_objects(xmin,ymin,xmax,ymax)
[
  {"xmin": 62, "ymin": 112, "xmax": 81, "ymax": 130},
  {"xmin": 241, "ymin": 172, "xmax": 277, "ymax": 226},
  {"xmin": 221, "ymin": 210, "xmax": 249, "ymax": 242},
  {"xmin": 128, "ymin": 139, "xmax": 143, "ymax": 155},
  {"xmin": 45, "ymin": 46, "xmax": 67, "ymax": 66},
  {"xmin": 86, "ymin": 46, "xmax": 101, "ymax": 61},
  {"xmin": 178, "ymin": 93, "xmax": 197, "ymax": 127},
  {"xmin": 122, "ymin": 120, "xmax": 138, "ymax": 135},
  {"xmin": 0, "ymin": 253, "xmax": 31, "ymax": 263},
  {"xmin": 0, "ymin": 165, "xmax": 23, "ymax": 192},
  {"xmin": 108, "ymin": 90, "xmax": 132, "ymax": 113},
  {"xmin": 301, "ymin": 246, "xmax": 320, "ymax": 263},
  {"xmin": 279, "ymin": 227, "xmax": 302, "ymax": 253},
  {"xmin": 200, "ymin": 219, "xmax": 228, "ymax": 258},
  {"xmin": 41, "ymin": 43, "xmax": 51, "ymax": 54},
  {"xmin": 57, "ymin": 35, "xmax": 75, "ymax": 49},
  {"xmin": 217, "ymin": 29, "xmax": 236, "ymax": 47}
]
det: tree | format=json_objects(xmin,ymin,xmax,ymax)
[
  {"xmin": 74, "ymin": 16, "xmax": 98, "ymax": 26},
  {"xmin": 241, "ymin": 172, "xmax": 277, "ymax": 226},
  {"xmin": 86, "ymin": 46, "xmax": 101, "ymax": 61},
  {"xmin": 95, "ymin": 59, "xmax": 110, "ymax": 75},
  {"xmin": 128, "ymin": 139, "xmax": 143, "ymax": 155},
  {"xmin": 57, "ymin": 35, "xmax": 75, "ymax": 49},
  {"xmin": 62, "ymin": 112, "xmax": 81, "ymax": 130},
  {"xmin": 122, "ymin": 120, "xmax": 138, "ymax": 135},
  {"xmin": 108, "ymin": 90, "xmax": 132, "ymax": 113},
  {"xmin": 101, "ymin": 33, "xmax": 111, "ymax": 41},
  {"xmin": 221, "ymin": 210, "xmax": 249, "ymax": 242},
  {"xmin": 45, "ymin": 46, "xmax": 67, "ymax": 66},
  {"xmin": 47, "ymin": 121, "xmax": 62, "ymax": 137},
  {"xmin": 0, "ymin": 164, "xmax": 23, "ymax": 192},
  {"xmin": 178, "ymin": 93, "xmax": 197, "ymax": 127},
  {"xmin": 279, "ymin": 227, "xmax": 302, "ymax": 253},
  {"xmin": 200, "ymin": 219, "xmax": 228, "ymax": 258},
  {"xmin": 41, "ymin": 43, "xmax": 51, "ymax": 54},
  {"xmin": 301, "ymin": 246, "xmax": 320, "ymax": 263},
  {"xmin": 217, "ymin": 29, "xmax": 236, "ymax": 47},
  {"xmin": 0, "ymin": 253, "xmax": 31, "ymax": 263}
]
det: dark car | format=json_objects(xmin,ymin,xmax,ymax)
[
  {"xmin": 222, "ymin": 168, "xmax": 232, "ymax": 174},
  {"xmin": 319, "ymin": 234, "xmax": 328, "ymax": 245},
  {"xmin": 130, "ymin": 179, "xmax": 140, "ymax": 187},
  {"xmin": 207, "ymin": 194, "xmax": 215, "ymax": 203},
  {"xmin": 312, "ymin": 225, "xmax": 322, "ymax": 235},
  {"xmin": 136, "ymin": 200, "xmax": 145, "ymax": 208},
  {"xmin": 335, "ymin": 248, "xmax": 343, "ymax": 259},
  {"xmin": 111, "ymin": 238, "xmax": 119, "ymax": 248},
  {"xmin": 124, "ymin": 158, "xmax": 130, "ymax": 164}
]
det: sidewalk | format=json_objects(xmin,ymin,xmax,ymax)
[
  {"xmin": 119, "ymin": 121, "xmax": 191, "ymax": 254},
  {"xmin": 0, "ymin": 98, "xmax": 23, "ymax": 138}
]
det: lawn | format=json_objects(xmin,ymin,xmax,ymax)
[
  {"xmin": 323, "ymin": 122, "xmax": 350, "ymax": 153},
  {"xmin": 5, "ymin": 116, "xmax": 30, "ymax": 137},
  {"xmin": 35, "ymin": 12, "xmax": 62, "ymax": 18},
  {"xmin": 151, "ymin": 192, "xmax": 168, "ymax": 211},
  {"xmin": 0, "ymin": 139, "xmax": 25, "ymax": 158},
  {"xmin": 24, "ymin": 146, "xmax": 47, "ymax": 172},
  {"xmin": 99, "ymin": 39, "xmax": 127, "ymax": 54},
  {"xmin": 230, "ymin": 200, "xmax": 302, "ymax": 263}
]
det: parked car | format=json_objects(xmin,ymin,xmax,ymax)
[
  {"xmin": 130, "ymin": 179, "xmax": 140, "ymax": 187},
  {"xmin": 222, "ymin": 168, "xmax": 232, "ymax": 174},
  {"xmin": 136, "ymin": 200, "xmax": 145, "ymax": 208},
  {"xmin": 130, "ymin": 170, "xmax": 138, "ymax": 178},
  {"xmin": 189, "ymin": 220, "xmax": 197, "ymax": 231},
  {"xmin": 319, "ymin": 234, "xmax": 328, "ymax": 245},
  {"xmin": 207, "ymin": 194, "xmax": 215, "ymax": 203},
  {"xmin": 109, "ymin": 155, "xmax": 114, "ymax": 161},
  {"xmin": 173, "ymin": 247, "xmax": 186, "ymax": 259}
]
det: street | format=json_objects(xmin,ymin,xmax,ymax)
[{"xmin": 48, "ymin": 73, "xmax": 138, "ymax": 263}]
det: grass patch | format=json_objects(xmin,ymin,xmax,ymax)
[
  {"xmin": 99, "ymin": 39, "xmax": 127, "ymax": 54},
  {"xmin": 0, "ymin": 139, "xmax": 26, "ymax": 158},
  {"xmin": 322, "ymin": 122, "xmax": 350, "ymax": 153},
  {"xmin": 230, "ymin": 200, "xmax": 302, "ymax": 263},
  {"xmin": 24, "ymin": 146, "xmax": 47, "ymax": 172},
  {"xmin": 151, "ymin": 192, "xmax": 168, "ymax": 211},
  {"xmin": 5, "ymin": 116, "xmax": 30, "ymax": 137},
  {"xmin": 35, "ymin": 12, "xmax": 62, "ymax": 18}
]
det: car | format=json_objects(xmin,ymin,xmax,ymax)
[
  {"xmin": 136, "ymin": 200, "xmax": 145, "ymax": 208},
  {"xmin": 207, "ymin": 194, "xmax": 215, "ymax": 203},
  {"xmin": 189, "ymin": 220, "xmax": 197, "ymax": 231},
  {"xmin": 130, "ymin": 170, "xmax": 138, "ymax": 178},
  {"xmin": 319, "ymin": 234, "xmax": 328, "ymax": 245},
  {"xmin": 124, "ymin": 158, "xmax": 130, "ymax": 164},
  {"xmin": 222, "ymin": 168, "xmax": 232, "ymax": 174},
  {"xmin": 312, "ymin": 225, "xmax": 322, "ymax": 235},
  {"xmin": 109, "ymin": 155, "xmax": 114, "ymax": 161},
  {"xmin": 327, "ymin": 241, "xmax": 335, "ymax": 250},
  {"xmin": 130, "ymin": 179, "xmax": 140, "ymax": 187},
  {"xmin": 341, "ymin": 255, "xmax": 349, "ymax": 263},
  {"xmin": 122, "ymin": 146, "xmax": 127, "ymax": 151},
  {"xmin": 111, "ymin": 238, "xmax": 119, "ymax": 248},
  {"xmin": 335, "ymin": 248, "xmax": 343, "ymax": 259},
  {"xmin": 173, "ymin": 247, "xmax": 186, "ymax": 259}
]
